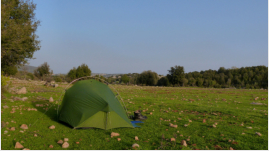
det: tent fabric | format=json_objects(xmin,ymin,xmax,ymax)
[{"xmin": 58, "ymin": 79, "xmax": 133, "ymax": 130}]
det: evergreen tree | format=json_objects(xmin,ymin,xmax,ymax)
[{"xmin": 2, "ymin": 0, "xmax": 40, "ymax": 71}]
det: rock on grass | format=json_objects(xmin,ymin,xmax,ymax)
[
  {"xmin": 62, "ymin": 142, "xmax": 69, "ymax": 148},
  {"xmin": 20, "ymin": 124, "xmax": 28, "ymax": 130},
  {"xmin": 255, "ymin": 132, "xmax": 262, "ymax": 136},
  {"xmin": 15, "ymin": 142, "xmax": 24, "ymax": 149},
  {"xmin": 181, "ymin": 140, "xmax": 187, "ymax": 147},
  {"xmin": 49, "ymin": 125, "xmax": 55, "ymax": 129},
  {"xmin": 132, "ymin": 143, "xmax": 139, "ymax": 148},
  {"xmin": 111, "ymin": 132, "xmax": 120, "ymax": 138},
  {"xmin": 57, "ymin": 140, "xmax": 63, "ymax": 144}
]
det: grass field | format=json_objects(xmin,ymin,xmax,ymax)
[{"xmin": 1, "ymin": 78, "xmax": 268, "ymax": 150}]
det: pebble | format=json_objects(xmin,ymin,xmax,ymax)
[
  {"xmin": 135, "ymin": 136, "xmax": 139, "ymax": 140},
  {"xmin": 57, "ymin": 140, "xmax": 63, "ymax": 144},
  {"xmin": 132, "ymin": 143, "xmax": 139, "ymax": 148},
  {"xmin": 64, "ymin": 138, "xmax": 69, "ymax": 142},
  {"xmin": 62, "ymin": 142, "xmax": 69, "ymax": 148},
  {"xmin": 20, "ymin": 124, "xmax": 28, "ymax": 130},
  {"xmin": 111, "ymin": 132, "xmax": 120, "ymax": 138},
  {"xmin": 255, "ymin": 132, "xmax": 262, "ymax": 136},
  {"xmin": 15, "ymin": 142, "xmax": 24, "ymax": 149},
  {"xmin": 49, "ymin": 125, "xmax": 55, "ymax": 129},
  {"xmin": 171, "ymin": 138, "xmax": 176, "ymax": 141},
  {"xmin": 181, "ymin": 140, "xmax": 187, "ymax": 147},
  {"xmin": 49, "ymin": 145, "xmax": 53, "ymax": 148},
  {"xmin": 117, "ymin": 138, "xmax": 121, "ymax": 141}
]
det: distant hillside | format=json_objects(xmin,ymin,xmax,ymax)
[
  {"xmin": 91, "ymin": 73, "xmax": 122, "ymax": 78},
  {"xmin": 17, "ymin": 65, "xmax": 37, "ymax": 73}
]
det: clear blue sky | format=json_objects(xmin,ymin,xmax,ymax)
[{"xmin": 29, "ymin": 0, "xmax": 268, "ymax": 75}]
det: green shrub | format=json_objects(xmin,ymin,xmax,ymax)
[
  {"xmin": 27, "ymin": 73, "xmax": 34, "ymax": 80},
  {"xmin": 1, "ymin": 74, "xmax": 10, "ymax": 92},
  {"xmin": 54, "ymin": 76, "xmax": 62, "ymax": 82},
  {"xmin": 2, "ymin": 66, "xmax": 18, "ymax": 76}
]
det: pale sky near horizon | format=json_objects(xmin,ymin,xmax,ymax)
[{"xmin": 28, "ymin": 0, "xmax": 268, "ymax": 75}]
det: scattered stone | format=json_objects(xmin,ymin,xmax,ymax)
[
  {"xmin": 181, "ymin": 140, "xmax": 187, "ymax": 147},
  {"xmin": 254, "ymin": 97, "xmax": 259, "ymax": 100},
  {"xmin": 135, "ymin": 136, "xmax": 139, "ymax": 140},
  {"xmin": 188, "ymin": 119, "xmax": 192, "ymax": 122},
  {"xmin": 117, "ymin": 138, "xmax": 121, "ymax": 141},
  {"xmin": 15, "ymin": 142, "xmax": 24, "ymax": 149},
  {"xmin": 171, "ymin": 138, "xmax": 176, "ymax": 142},
  {"xmin": 111, "ymin": 132, "xmax": 120, "ymax": 138},
  {"xmin": 49, "ymin": 97, "xmax": 54, "ymax": 103},
  {"xmin": 19, "ymin": 130, "xmax": 24, "ymax": 133},
  {"xmin": 255, "ymin": 132, "xmax": 262, "ymax": 136},
  {"xmin": 187, "ymin": 138, "xmax": 190, "ymax": 141},
  {"xmin": 20, "ymin": 124, "xmax": 28, "ymax": 130},
  {"xmin": 14, "ymin": 97, "xmax": 22, "ymax": 101},
  {"xmin": 4, "ymin": 130, "xmax": 8, "ymax": 134},
  {"xmin": 49, "ymin": 125, "xmax": 55, "ymax": 129},
  {"xmin": 169, "ymin": 123, "xmax": 178, "ymax": 128},
  {"xmin": 34, "ymin": 134, "xmax": 37, "ymax": 137},
  {"xmin": 230, "ymin": 147, "xmax": 234, "ymax": 150},
  {"xmin": 240, "ymin": 123, "xmax": 244, "ymax": 126},
  {"xmin": 178, "ymin": 118, "xmax": 182, "ymax": 120},
  {"xmin": 150, "ymin": 112, "xmax": 152, "ymax": 115},
  {"xmin": 3, "ymin": 105, "xmax": 9, "ymax": 109},
  {"xmin": 21, "ymin": 97, "xmax": 28, "ymax": 101},
  {"xmin": 132, "ymin": 143, "xmax": 139, "ymax": 148},
  {"xmin": 76, "ymin": 142, "xmax": 79, "ymax": 144},
  {"xmin": 2, "ymin": 121, "xmax": 7, "ymax": 128},
  {"xmin": 212, "ymin": 124, "xmax": 217, "ymax": 128},
  {"xmin": 10, "ymin": 127, "xmax": 15, "ymax": 131},
  {"xmin": 64, "ymin": 138, "xmax": 69, "ymax": 142},
  {"xmin": 251, "ymin": 102, "xmax": 264, "ymax": 105},
  {"xmin": 203, "ymin": 119, "xmax": 206, "ymax": 123},
  {"xmin": 247, "ymin": 127, "xmax": 252, "ymax": 129},
  {"xmin": 180, "ymin": 134, "xmax": 183, "ymax": 137},
  {"xmin": 17, "ymin": 87, "xmax": 27, "ymax": 94},
  {"xmin": 184, "ymin": 124, "xmax": 188, "ymax": 127},
  {"xmin": 49, "ymin": 145, "xmax": 53, "ymax": 148},
  {"xmin": 242, "ymin": 133, "xmax": 245, "ymax": 135},
  {"xmin": 22, "ymin": 148, "xmax": 30, "ymax": 150},
  {"xmin": 57, "ymin": 140, "xmax": 63, "ymax": 144},
  {"xmin": 62, "ymin": 142, "xmax": 69, "ymax": 148}
]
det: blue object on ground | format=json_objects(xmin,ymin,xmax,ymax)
[{"xmin": 131, "ymin": 121, "xmax": 144, "ymax": 127}]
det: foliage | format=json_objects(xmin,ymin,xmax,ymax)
[
  {"xmin": 26, "ymin": 72, "xmax": 34, "ymax": 80},
  {"xmin": 34, "ymin": 62, "xmax": 51, "ymax": 78},
  {"xmin": 137, "ymin": 70, "xmax": 159, "ymax": 86},
  {"xmin": 1, "ymin": 65, "xmax": 18, "ymax": 75},
  {"xmin": 67, "ymin": 64, "xmax": 91, "ymax": 82},
  {"xmin": 1, "ymin": 0, "xmax": 40, "ymax": 71},
  {"xmin": 181, "ymin": 66, "xmax": 268, "ymax": 89},
  {"xmin": 76, "ymin": 64, "xmax": 91, "ymax": 78},
  {"xmin": 1, "ymin": 73, "xmax": 10, "ymax": 92},
  {"xmin": 121, "ymin": 74, "xmax": 130, "ymax": 84},
  {"xmin": 54, "ymin": 76, "xmax": 62, "ymax": 82},
  {"xmin": 67, "ymin": 67, "xmax": 77, "ymax": 81},
  {"xmin": 157, "ymin": 77, "xmax": 170, "ymax": 86},
  {"xmin": 167, "ymin": 65, "xmax": 185, "ymax": 86}
]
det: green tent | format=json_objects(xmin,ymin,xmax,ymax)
[{"xmin": 58, "ymin": 79, "xmax": 133, "ymax": 130}]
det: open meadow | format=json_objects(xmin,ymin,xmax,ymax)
[{"xmin": 1, "ymin": 78, "xmax": 268, "ymax": 150}]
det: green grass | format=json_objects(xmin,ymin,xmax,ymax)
[{"xmin": 1, "ymin": 79, "xmax": 268, "ymax": 150}]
